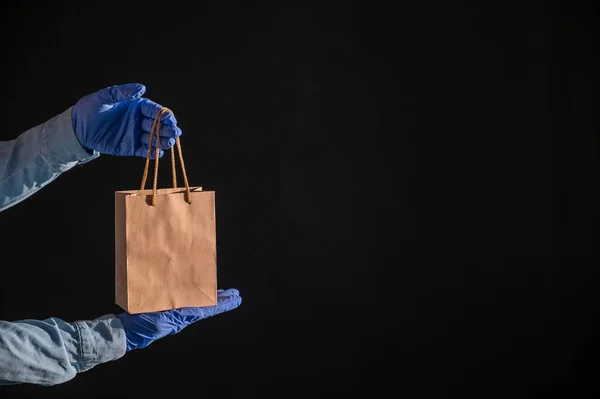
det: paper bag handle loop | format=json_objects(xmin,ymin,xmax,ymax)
[{"xmin": 139, "ymin": 107, "xmax": 192, "ymax": 206}]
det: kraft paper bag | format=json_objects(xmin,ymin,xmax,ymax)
[{"xmin": 114, "ymin": 108, "xmax": 217, "ymax": 314}]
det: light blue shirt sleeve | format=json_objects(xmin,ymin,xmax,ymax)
[
  {"xmin": 0, "ymin": 316, "xmax": 126, "ymax": 386},
  {"xmin": 0, "ymin": 107, "xmax": 127, "ymax": 385},
  {"xmin": 0, "ymin": 106, "xmax": 99, "ymax": 212}
]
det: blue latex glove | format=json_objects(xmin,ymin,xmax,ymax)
[
  {"xmin": 117, "ymin": 289, "xmax": 242, "ymax": 351},
  {"xmin": 72, "ymin": 83, "xmax": 182, "ymax": 158}
]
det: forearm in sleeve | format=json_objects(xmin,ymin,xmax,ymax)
[
  {"xmin": 0, "ymin": 315, "xmax": 126, "ymax": 386},
  {"xmin": 0, "ymin": 107, "xmax": 99, "ymax": 212}
]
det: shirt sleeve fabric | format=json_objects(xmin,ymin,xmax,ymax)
[
  {"xmin": 0, "ymin": 108, "xmax": 124, "ymax": 386},
  {"xmin": 0, "ymin": 106, "xmax": 99, "ymax": 212},
  {"xmin": 0, "ymin": 315, "xmax": 127, "ymax": 386}
]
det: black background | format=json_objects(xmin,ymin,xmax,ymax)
[{"xmin": 0, "ymin": 1, "xmax": 597, "ymax": 398}]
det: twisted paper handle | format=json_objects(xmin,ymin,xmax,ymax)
[{"xmin": 140, "ymin": 107, "xmax": 191, "ymax": 206}]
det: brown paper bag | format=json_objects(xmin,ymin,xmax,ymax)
[{"xmin": 114, "ymin": 108, "xmax": 217, "ymax": 314}]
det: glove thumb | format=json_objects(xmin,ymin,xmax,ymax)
[{"xmin": 98, "ymin": 83, "xmax": 146, "ymax": 104}]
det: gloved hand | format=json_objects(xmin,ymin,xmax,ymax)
[
  {"xmin": 117, "ymin": 289, "xmax": 242, "ymax": 351},
  {"xmin": 71, "ymin": 83, "xmax": 182, "ymax": 158}
]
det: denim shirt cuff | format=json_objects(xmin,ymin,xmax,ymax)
[
  {"xmin": 73, "ymin": 315, "xmax": 126, "ymax": 372},
  {"xmin": 41, "ymin": 106, "xmax": 99, "ymax": 172}
]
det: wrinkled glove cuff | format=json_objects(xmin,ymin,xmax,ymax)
[{"xmin": 41, "ymin": 107, "xmax": 99, "ymax": 172}]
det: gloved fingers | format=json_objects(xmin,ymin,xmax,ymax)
[
  {"xmin": 217, "ymin": 288, "xmax": 240, "ymax": 299},
  {"xmin": 140, "ymin": 99, "xmax": 178, "ymax": 126},
  {"xmin": 141, "ymin": 117, "xmax": 182, "ymax": 138},
  {"xmin": 140, "ymin": 133, "xmax": 175, "ymax": 150},
  {"xmin": 135, "ymin": 144, "xmax": 164, "ymax": 159},
  {"xmin": 176, "ymin": 288, "xmax": 242, "ymax": 319},
  {"xmin": 100, "ymin": 83, "xmax": 146, "ymax": 104}
]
